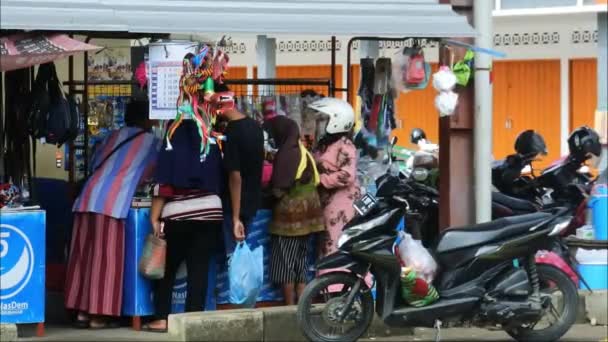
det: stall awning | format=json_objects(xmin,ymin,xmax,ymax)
[
  {"xmin": 1, "ymin": 33, "xmax": 101, "ymax": 71},
  {"xmin": 0, "ymin": 0, "xmax": 476, "ymax": 38}
]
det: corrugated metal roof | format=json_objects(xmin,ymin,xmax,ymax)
[{"xmin": 0, "ymin": 0, "xmax": 476, "ymax": 37}]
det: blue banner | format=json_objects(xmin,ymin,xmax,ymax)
[
  {"xmin": 122, "ymin": 208, "xmax": 216, "ymax": 316},
  {"xmin": 0, "ymin": 210, "xmax": 46, "ymax": 324}
]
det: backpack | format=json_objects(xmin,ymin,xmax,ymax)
[
  {"xmin": 28, "ymin": 62, "xmax": 78, "ymax": 147},
  {"xmin": 27, "ymin": 63, "xmax": 52, "ymax": 139},
  {"xmin": 406, "ymin": 52, "xmax": 427, "ymax": 85}
]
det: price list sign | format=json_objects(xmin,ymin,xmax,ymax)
[{"xmin": 149, "ymin": 61, "xmax": 182, "ymax": 120}]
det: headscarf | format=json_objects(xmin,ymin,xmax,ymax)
[{"xmin": 265, "ymin": 116, "xmax": 304, "ymax": 190}]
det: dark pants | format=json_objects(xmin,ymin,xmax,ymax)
[{"xmin": 154, "ymin": 220, "xmax": 221, "ymax": 319}]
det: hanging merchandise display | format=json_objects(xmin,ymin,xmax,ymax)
[
  {"xmin": 358, "ymin": 58, "xmax": 397, "ymax": 153},
  {"xmin": 433, "ymin": 66, "xmax": 459, "ymax": 117},
  {"xmin": 162, "ymin": 43, "xmax": 230, "ymax": 161},
  {"xmin": 453, "ymin": 49, "xmax": 475, "ymax": 87},
  {"xmin": 392, "ymin": 44, "xmax": 431, "ymax": 92}
]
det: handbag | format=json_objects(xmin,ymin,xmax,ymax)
[{"xmin": 138, "ymin": 233, "xmax": 167, "ymax": 280}]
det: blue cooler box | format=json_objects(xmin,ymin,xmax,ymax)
[
  {"xmin": 0, "ymin": 210, "xmax": 46, "ymax": 324},
  {"xmin": 578, "ymin": 263, "xmax": 608, "ymax": 290}
]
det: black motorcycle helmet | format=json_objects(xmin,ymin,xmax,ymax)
[
  {"xmin": 410, "ymin": 128, "xmax": 426, "ymax": 145},
  {"xmin": 568, "ymin": 126, "xmax": 602, "ymax": 161},
  {"xmin": 514, "ymin": 130, "xmax": 548, "ymax": 158}
]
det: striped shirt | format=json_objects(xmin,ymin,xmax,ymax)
[
  {"xmin": 73, "ymin": 127, "xmax": 160, "ymax": 219},
  {"xmin": 153, "ymin": 184, "xmax": 223, "ymax": 221}
]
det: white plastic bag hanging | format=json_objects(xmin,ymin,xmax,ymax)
[
  {"xmin": 435, "ymin": 91, "xmax": 459, "ymax": 117},
  {"xmin": 396, "ymin": 232, "xmax": 438, "ymax": 284},
  {"xmin": 432, "ymin": 66, "xmax": 457, "ymax": 92}
]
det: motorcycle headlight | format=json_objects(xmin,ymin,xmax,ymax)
[{"xmin": 412, "ymin": 167, "xmax": 429, "ymax": 181}]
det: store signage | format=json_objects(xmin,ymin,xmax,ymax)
[
  {"xmin": 170, "ymin": 257, "xmax": 217, "ymax": 313},
  {"xmin": 0, "ymin": 211, "xmax": 45, "ymax": 324}
]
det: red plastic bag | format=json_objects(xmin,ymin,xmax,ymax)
[{"xmin": 406, "ymin": 53, "xmax": 426, "ymax": 85}]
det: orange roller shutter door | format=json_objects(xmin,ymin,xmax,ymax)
[
  {"xmin": 492, "ymin": 60, "xmax": 561, "ymax": 168},
  {"xmin": 570, "ymin": 59, "xmax": 598, "ymax": 131},
  {"xmin": 252, "ymin": 65, "xmax": 342, "ymax": 96}
]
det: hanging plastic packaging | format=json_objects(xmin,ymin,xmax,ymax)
[
  {"xmin": 400, "ymin": 267, "xmax": 440, "ymax": 307},
  {"xmin": 453, "ymin": 50, "xmax": 475, "ymax": 86},
  {"xmin": 228, "ymin": 242, "xmax": 264, "ymax": 307},
  {"xmin": 432, "ymin": 66, "xmax": 457, "ymax": 92},
  {"xmin": 395, "ymin": 231, "xmax": 438, "ymax": 284},
  {"xmin": 435, "ymin": 91, "xmax": 459, "ymax": 117}
]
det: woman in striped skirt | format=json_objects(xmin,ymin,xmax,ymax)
[
  {"xmin": 265, "ymin": 115, "xmax": 324, "ymax": 305},
  {"xmin": 65, "ymin": 100, "xmax": 159, "ymax": 329}
]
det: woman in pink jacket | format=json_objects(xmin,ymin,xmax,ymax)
[{"xmin": 309, "ymin": 98, "xmax": 360, "ymax": 263}]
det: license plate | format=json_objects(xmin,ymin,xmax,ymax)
[{"xmin": 353, "ymin": 193, "xmax": 378, "ymax": 216}]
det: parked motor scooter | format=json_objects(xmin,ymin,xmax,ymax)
[{"xmin": 297, "ymin": 139, "xmax": 579, "ymax": 342}]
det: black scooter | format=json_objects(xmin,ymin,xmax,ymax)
[{"xmin": 297, "ymin": 168, "xmax": 579, "ymax": 342}]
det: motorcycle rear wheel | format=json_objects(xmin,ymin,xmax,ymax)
[
  {"xmin": 297, "ymin": 272, "xmax": 374, "ymax": 342},
  {"xmin": 506, "ymin": 264, "xmax": 579, "ymax": 342}
]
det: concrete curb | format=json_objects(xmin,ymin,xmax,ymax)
[
  {"xmin": 168, "ymin": 290, "xmax": 606, "ymax": 341},
  {"xmin": 169, "ymin": 306, "xmax": 412, "ymax": 342},
  {"xmin": 0, "ymin": 324, "xmax": 18, "ymax": 342}
]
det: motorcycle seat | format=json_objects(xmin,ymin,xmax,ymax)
[
  {"xmin": 436, "ymin": 212, "xmax": 552, "ymax": 254},
  {"xmin": 492, "ymin": 192, "xmax": 538, "ymax": 213}
]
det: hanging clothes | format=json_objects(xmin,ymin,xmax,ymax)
[{"xmin": 374, "ymin": 58, "xmax": 392, "ymax": 95}]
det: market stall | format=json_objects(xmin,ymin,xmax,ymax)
[{"xmin": 2, "ymin": 0, "xmax": 480, "ymax": 336}]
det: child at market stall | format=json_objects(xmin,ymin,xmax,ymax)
[
  {"xmin": 65, "ymin": 98, "xmax": 160, "ymax": 329},
  {"xmin": 265, "ymin": 115, "xmax": 324, "ymax": 305}
]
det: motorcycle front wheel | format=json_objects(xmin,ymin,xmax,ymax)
[
  {"xmin": 297, "ymin": 272, "xmax": 374, "ymax": 342},
  {"xmin": 506, "ymin": 264, "xmax": 579, "ymax": 342}
]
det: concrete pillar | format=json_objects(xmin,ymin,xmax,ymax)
[
  {"xmin": 473, "ymin": 0, "xmax": 493, "ymax": 223},
  {"xmin": 256, "ymin": 35, "xmax": 276, "ymax": 94},
  {"xmin": 560, "ymin": 57, "xmax": 570, "ymax": 156}
]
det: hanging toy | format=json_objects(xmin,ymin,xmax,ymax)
[{"xmin": 164, "ymin": 43, "xmax": 231, "ymax": 161}]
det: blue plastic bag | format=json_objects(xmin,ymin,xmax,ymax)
[{"xmin": 228, "ymin": 242, "xmax": 264, "ymax": 307}]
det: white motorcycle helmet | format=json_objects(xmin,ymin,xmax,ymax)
[{"xmin": 308, "ymin": 97, "xmax": 355, "ymax": 135}]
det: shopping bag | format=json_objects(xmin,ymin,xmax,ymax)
[
  {"xmin": 395, "ymin": 231, "xmax": 438, "ymax": 284},
  {"xmin": 138, "ymin": 234, "xmax": 166, "ymax": 280},
  {"xmin": 406, "ymin": 53, "xmax": 426, "ymax": 85},
  {"xmin": 228, "ymin": 242, "xmax": 264, "ymax": 307},
  {"xmin": 400, "ymin": 267, "xmax": 440, "ymax": 307}
]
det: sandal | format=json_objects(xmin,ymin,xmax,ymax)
[
  {"xmin": 73, "ymin": 313, "xmax": 90, "ymax": 329},
  {"xmin": 142, "ymin": 323, "xmax": 168, "ymax": 333},
  {"xmin": 89, "ymin": 319, "xmax": 120, "ymax": 330}
]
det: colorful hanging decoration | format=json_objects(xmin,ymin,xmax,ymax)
[{"xmin": 164, "ymin": 43, "xmax": 230, "ymax": 161}]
